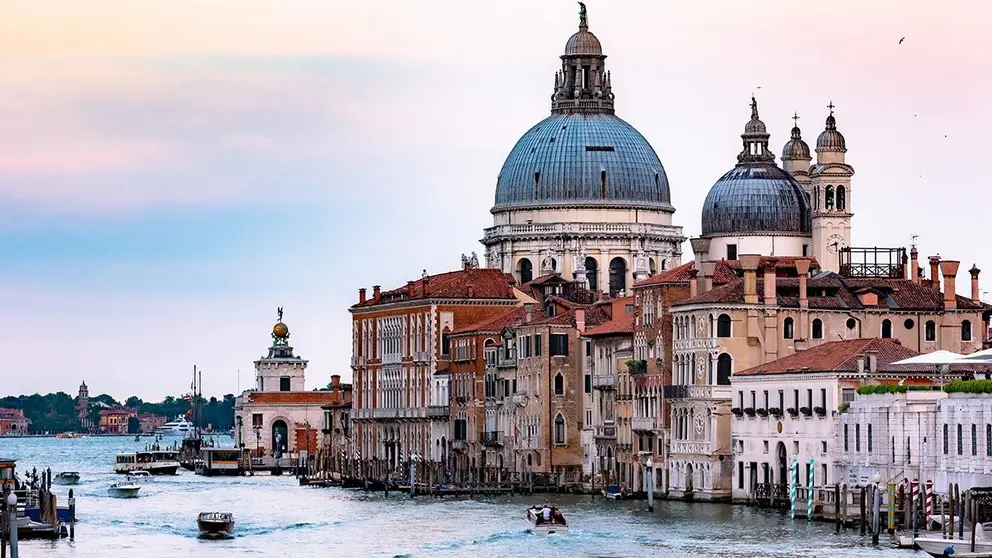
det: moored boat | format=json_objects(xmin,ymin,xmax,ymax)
[
  {"xmin": 526, "ymin": 505, "xmax": 568, "ymax": 535},
  {"xmin": 602, "ymin": 485, "xmax": 630, "ymax": 500},
  {"xmin": 56, "ymin": 432, "xmax": 85, "ymax": 439},
  {"xmin": 108, "ymin": 482, "xmax": 141, "ymax": 498},
  {"xmin": 197, "ymin": 512, "xmax": 235, "ymax": 538},
  {"xmin": 154, "ymin": 416, "xmax": 194, "ymax": 437},
  {"xmin": 52, "ymin": 471, "xmax": 80, "ymax": 485}
]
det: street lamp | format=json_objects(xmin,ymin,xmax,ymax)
[
  {"xmin": 639, "ymin": 451, "xmax": 655, "ymax": 512},
  {"xmin": 7, "ymin": 490, "xmax": 18, "ymax": 556},
  {"xmin": 871, "ymin": 471, "xmax": 882, "ymax": 545}
]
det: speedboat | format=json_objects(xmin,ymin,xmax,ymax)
[
  {"xmin": 126, "ymin": 471, "xmax": 153, "ymax": 482},
  {"xmin": 154, "ymin": 416, "xmax": 194, "ymax": 437},
  {"xmin": 527, "ymin": 505, "xmax": 568, "ymax": 535},
  {"xmin": 52, "ymin": 472, "xmax": 80, "ymax": 485},
  {"xmin": 602, "ymin": 485, "xmax": 630, "ymax": 500},
  {"xmin": 197, "ymin": 512, "xmax": 235, "ymax": 538},
  {"xmin": 108, "ymin": 482, "xmax": 141, "ymax": 498},
  {"xmin": 916, "ymin": 522, "xmax": 992, "ymax": 557}
]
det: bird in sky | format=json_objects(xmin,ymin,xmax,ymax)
[{"xmin": 899, "ymin": 37, "xmax": 905, "ymax": 44}]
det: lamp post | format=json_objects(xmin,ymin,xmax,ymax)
[
  {"xmin": 639, "ymin": 451, "xmax": 654, "ymax": 512},
  {"xmin": 871, "ymin": 471, "xmax": 882, "ymax": 546},
  {"xmin": 7, "ymin": 491, "xmax": 17, "ymax": 558}
]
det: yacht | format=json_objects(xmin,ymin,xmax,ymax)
[{"xmin": 154, "ymin": 416, "xmax": 194, "ymax": 437}]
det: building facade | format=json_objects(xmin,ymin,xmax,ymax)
[
  {"xmin": 0, "ymin": 409, "xmax": 31, "ymax": 436},
  {"xmin": 98, "ymin": 407, "xmax": 137, "ymax": 434},
  {"xmin": 320, "ymin": 375, "xmax": 354, "ymax": 473},
  {"xmin": 481, "ymin": 7, "xmax": 685, "ymax": 295}
]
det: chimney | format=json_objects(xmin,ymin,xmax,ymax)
[
  {"xmin": 421, "ymin": 272, "xmax": 429, "ymax": 295},
  {"xmin": 902, "ymin": 252, "xmax": 910, "ymax": 281},
  {"xmin": 970, "ymin": 264, "xmax": 981, "ymax": 303},
  {"xmin": 866, "ymin": 350, "xmax": 878, "ymax": 373},
  {"xmin": 359, "ymin": 288, "xmax": 367, "ymax": 304},
  {"xmin": 331, "ymin": 374, "xmax": 341, "ymax": 401},
  {"xmin": 763, "ymin": 258, "xmax": 779, "ymax": 306},
  {"xmin": 467, "ymin": 282, "xmax": 474, "ymax": 298},
  {"xmin": 406, "ymin": 281, "xmax": 415, "ymax": 295},
  {"xmin": 741, "ymin": 254, "xmax": 761, "ymax": 304},
  {"xmin": 688, "ymin": 269, "xmax": 699, "ymax": 298},
  {"xmin": 524, "ymin": 303, "xmax": 534, "ymax": 323},
  {"xmin": 856, "ymin": 355, "xmax": 865, "ymax": 374},
  {"xmin": 575, "ymin": 308, "xmax": 586, "ymax": 333},
  {"xmin": 910, "ymin": 246, "xmax": 920, "ymax": 284},
  {"xmin": 701, "ymin": 261, "xmax": 716, "ymax": 293},
  {"xmin": 795, "ymin": 258, "xmax": 811, "ymax": 309},
  {"xmin": 929, "ymin": 256, "xmax": 941, "ymax": 291},
  {"xmin": 463, "ymin": 259, "xmax": 471, "ymax": 271},
  {"xmin": 940, "ymin": 260, "xmax": 960, "ymax": 310},
  {"xmin": 372, "ymin": 285, "xmax": 382, "ymax": 303}
]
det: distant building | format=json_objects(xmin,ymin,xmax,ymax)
[
  {"xmin": 76, "ymin": 381, "xmax": 92, "ymax": 431},
  {"xmin": 138, "ymin": 413, "xmax": 167, "ymax": 434},
  {"xmin": 98, "ymin": 407, "xmax": 137, "ymax": 434},
  {"xmin": 0, "ymin": 408, "xmax": 31, "ymax": 436},
  {"xmin": 320, "ymin": 375, "xmax": 353, "ymax": 472}
]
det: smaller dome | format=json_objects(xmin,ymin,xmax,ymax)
[
  {"xmin": 782, "ymin": 126, "xmax": 811, "ymax": 160},
  {"xmin": 564, "ymin": 29, "xmax": 602, "ymax": 56},
  {"xmin": 816, "ymin": 114, "xmax": 847, "ymax": 152},
  {"xmin": 273, "ymin": 322, "xmax": 289, "ymax": 339},
  {"xmin": 744, "ymin": 118, "xmax": 766, "ymax": 135}
]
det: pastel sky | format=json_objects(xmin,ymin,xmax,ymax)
[{"xmin": 3, "ymin": 0, "xmax": 991, "ymax": 400}]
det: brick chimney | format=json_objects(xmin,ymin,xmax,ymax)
[
  {"xmin": 866, "ymin": 350, "xmax": 878, "ymax": 373},
  {"xmin": 524, "ymin": 303, "xmax": 534, "ymax": 323},
  {"xmin": 359, "ymin": 288, "xmax": 367, "ymax": 304},
  {"xmin": 910, "ymin": 246, "xmax": 920, "ymax": 284},
  {"xmin": 795, "ymin": 258, "xmax": 811, "ymax": 309},
  {"xmin": 575, "ymin": 308, "xmax": 586, "ymax": 333},
  {"xmin": 701, "ymin": 261, "xmax": 716, "ymax": 293},
  {"xmin": 929, "ymin": 256, "xmax": 941, "ymax": 291},
  {"xmin": 763, "ymin": 258, "xmax": 779, "ymax": 306},
  {"xmin": 372, "ymin": 285, "xmax": 382, "ymax": 303},
  {"xmin": 331, "ymin": 374, "xmax": 341, "ymax": 402},
  {"xmin": 970, "ymin": 264, "xmax": 982, "ymax": 303},
  {"xmin": 688, "ymin": 269, "xmax": 699, "ymax": 298},
  {"xmin": 902, "ymin": 252, "xmax": 910, "ymax": 281},
  {"xmin": 940, "ymin": 260, "xmax": 960, "ymax": 310},
  {"xmin": 741, "ymin": 254, "xmax": 761, "ymax": 304}
]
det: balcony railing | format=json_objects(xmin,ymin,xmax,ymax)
[
  {"xmin": 592, "ymin": 373, "xmax": 618, "ymax": 389},
  {"xmin": 511, "ymin": 394, "xmax": 527, "ymax": 406},
  {"xmin": 631, "ymin": 416, "xmax": 660, "ymax": 432},
  {"xmin": 481, "ymin": 431, "xmax": 502, "ymax": 446},
  {"xmin": 426, "ymin": 405, "xmax": 450, "ymax": 419},
  {"xmin": 497, "ymin": 358, "xmax": 516, "ymax": 368},
  {"xmin": 451, "ymin": 440, "xmax": 468, "ymax": 452},
  {"xmin": 594, "ymin": 425, "xmax": 617, "ymax": 439},
  {"xmin": 670, "ymin": 440, "xmax": 711, "ymax": 455},
  {"xmin": 664, "ymin": 385, "xmax": 731, "ymax": 400}
]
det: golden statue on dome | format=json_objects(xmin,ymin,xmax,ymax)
[{"xmin": 272, "ymin": 306, "xmax": 289, "ymax": 342}]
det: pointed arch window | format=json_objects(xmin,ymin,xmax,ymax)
[
  {"xmin": 836, "ymin": 186, "xmax": 846, "ymax": 211},
  {"xmin": 825, "ymin": 186, "xmax": 835, "ymax": 210},
  {"xmin": 554, "ymin": 373, "xmax": 564, "ymax": 396},
  {"xmin": 554, "ymin": 414, "xmax": 566, "ymax": 445}
]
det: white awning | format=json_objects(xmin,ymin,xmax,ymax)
[{"xmin": 891, "ymin": 350, "xmax": 964, "ymax": 365}]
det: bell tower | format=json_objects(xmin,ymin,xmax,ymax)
[{"xmin": 809, "ymin": 102, "xmax": 854, "ymax": 272}]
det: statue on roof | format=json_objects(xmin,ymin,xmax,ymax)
[
  {"xmin": 578, "ymin": 2, "xmax": 587, "ymax": 28},
  {"xmin": 277, "ymin": 306, "xmax": 283, "ymax": 322},
  {"xmin": 470, "ymin": 252, "xmax": 480, "ymax": 269}
]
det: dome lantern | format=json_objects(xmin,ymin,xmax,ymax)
[
  {"xmin": 782, "ymin": 112, "xmax": 811, "ymax": 162},
  {"xmin": 816, "ymin": 101, "xmax": 847, "ymax": 154},
  {"xmin": 552, "ymin": 2, "xmax": 614, "ymax": 115}
]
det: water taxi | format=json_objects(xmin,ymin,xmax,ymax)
[
  {"xmin": 52, "ymin": 472, "xmax": 80, "ymax": 485},
  {"xmin": 115, "ymin": 449, "xmax": 181, "ymax": 475},
  {"xmin": 526, "ymin": 505, "xmax": 568, "ymax": 535},
  {"xmin": 55, "ymin": 432, "xmax": 85, "ymax": 439},
  {"xmin": 126, "ymin": 470, "xmax": 153, "ymax": 482},
  {"xmin": 197, "ymin": 512, "xmax": 235, "ymax": 538},
  {"xmin": 108, "ymin": 481, "xmax": 141, "ymax": 498}
]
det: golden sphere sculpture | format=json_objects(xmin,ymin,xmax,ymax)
[{"xmin": 272, "ymin": 322, "xmax": 289, "ymax": 338}]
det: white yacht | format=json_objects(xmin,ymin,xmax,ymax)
[{"xmin": 154, "ymin": 416, "xmax": 194, "ymax": 437}]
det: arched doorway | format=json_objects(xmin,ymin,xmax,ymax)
[
  {"xmin": 609, "ymin": 257, "xmax": 627, "ymax": 296},
  {"xmin": 585, "ymin": 257, "xmax": 599, "ymax": 291},
  {"xmin": 717, "ymin": 354, "xmax": 732, "ymax": 385},
  {"xmin": 519, "ymin": 258, "xmax": 533, "ymax": 284},
  {"xmin": 685, "ymin": 462, "xmax": 694, "ymax": 493},
  {"xmin": 271, "ymin": 419, "xmax": 288, "ymax": 458},
  {"xmin": 776, "ymin": 441, "xmax": 787, "ymax": 488}
]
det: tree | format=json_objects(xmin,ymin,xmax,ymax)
[
  {"xmin": 125, "ymin": 396, "xmax": 143, "ymax": 408},
  {"xmin": 127, "ymin": 416, "xmax": 141, "ymax": 434}
]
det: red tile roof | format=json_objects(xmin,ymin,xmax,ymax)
[
  {"xmin": 583, "ymin": 314, "xmax": 634, "ymax": 337},
  {"xmin": 633, "ymin": 260, "xmax": 740, "ymax": 288},
  {"xmin": 353, "ymin": 268, "xmax": 516, "ymax": 308},
  {"xmin": 451, "ymin": 306, "xmax": 528, "ymax": 334},
  {"xmin": 736, "ymin": 338, "xmax": 927, "ymax": 376},
  {"xmin": 527, "ymin": 304, "xmax": 610, "ymax": 328},
  {"xmin": 246, "ymin": 392, "xmax": 338, "ymax": 405}
]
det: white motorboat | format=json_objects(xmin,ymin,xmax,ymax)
[
  {"xmin": 916, "ymin": 522, "xmax": 992, "ymax": 557},
  {"xmin": 154, "ymin": 416, "xmax": 194, "ymax": 437},
  {"xmin": 108, "ymin": 482, "xmax": 141, "ymax": 498},
  {"xmin": 126, "ymin": 471, "xmax": 153, "ymax": 482},
  {"xmin": 526, "ymin": 505, "xmax": 568, "ymax": 535},
  {"xmin": 52, "ymin": 471, "xmax": 80, "ymax": 485}
]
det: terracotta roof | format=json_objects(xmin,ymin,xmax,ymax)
[
  {"xmin": 246, "ymin": 392, "xmax": 338, "ymax": 405},
  {"xmin": 721, "ymin": 256, "xmax": 821, "ymax": 272},
  {"xmin": 527, "ymin": 304, "xmax": 610, "ymax": 327},
  {"xmin": 452, "ymin": 306, "xmax": 528, "ymax": 334},
  {"xmin": 633, "ymin": 260, "xmax": 740, "ymax": 288},
  {"xmin": 583, "ymin": 314, "xmax": 634, "ymax": 337},
  {"xmin": 353, "ymin": 268, "xmax": 516, "ymax": 308},
  {"xmin": 736, "ymin": 338, "xmax": 927, "ymax": 376}
]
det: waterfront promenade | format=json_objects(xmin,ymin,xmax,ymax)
[{"xmin": 6, "ymin": 436, "xmax": 915, "ymax": 557}]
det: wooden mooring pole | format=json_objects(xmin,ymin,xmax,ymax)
[{"xmin": 834, "ymin": 484, "xmax": 841, "ymax": 533}]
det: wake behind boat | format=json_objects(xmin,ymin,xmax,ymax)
[{"xmin": 527, "ymin": 505, "xmax": 568, "ymax": 535}]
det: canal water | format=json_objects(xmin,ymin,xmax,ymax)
[{"xmin": 4, "ymin": 437, "xmax": 917, "ymax": 557}]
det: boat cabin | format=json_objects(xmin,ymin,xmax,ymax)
[
  {"xmin": 0, "ymin": 458, "xmax": 16, "ymax": 489},
  {"xmin": 196, "ymin": 448, "xmax": 245, "ymax": 476}
]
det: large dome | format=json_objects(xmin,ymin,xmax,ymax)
[
  {"xmin": 701, "ymin": 164, "xmax": 811, "ymax": 236},
  {"xmin": 493, "ymin": 113, "xmax": 672, "ymax": 211}
]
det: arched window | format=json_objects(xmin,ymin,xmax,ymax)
[
  {"xmin": 881, "ymin": 319, "xmax": 892, "ymax": 339},
  {"xmin": 585, "ymin": 257, "xmax": 598, "ymax": 291},
  {"xmin": 554, "ymin": 373, "xmax": 564, "ymax": 396},
  {"xmin": 717, "ymin": 354, "xmax": 732, "ymax": 385},
  {"xmin": 609, "ymin": 257, "xmax": 627, "ymax": 296},
  {"xmin": 925, "ymin": 320, "xmax": 936, "ymax": 342},
  {"xmin": 836, "ymin": 186, "xmax": 846, "ymax": 211},
  {"xmin": 717, "ymin": 314, "xmax": 732, "ymax": 338},
  {"xmin": 554, "ymin": 414, "xmax": 566, "ymax": 445},
  {"xmin": 519, "ymin": 258, "xmax": 533, "ymax": 284},
  {"xmin": 649, "ymin": 258, "xmax": 657, "ymax": 277},
  {"xmin": 783, "ymin": 317, "xmax": 794, "ymax": 340},
  {"xmin": 962, "ymin": 320, "xmax": 973, "ymax": 342},
  {"xmin": 825, "ymin": 186, "xmax": 835, "ymax": 210},
  {"xmin": 813, "ymin": 185, "xmax": 820, "ymax": 210},
  {"xmin": 812, "ymin": 318, "xmax": 823, "ymax": 340}
]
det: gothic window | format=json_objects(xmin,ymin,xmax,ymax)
[
  {"xmin": 825, "ymin": 186, "xmax": 835, "ymax": 210},
  {"xmin": 881, "ymin": 319, "xmax": 892, "ymax": 339},
  {"xmin": 962, "ymin": 320, "xmax": 973, "ymax": 342},
  {"xmin": 519, "ymin": 258, "xmax": 533, "ymax": 284},
  {"xmin": 836, "ymin": 186, "xmax": 846, "ymax": 211},
  {"xmin": 717, "ymin": 314, "xmax": 732, "ymax": 338},
  {"xmin": 811, "ymin": 319, "xmax": 823, "ymax": 340},
  {"xmin": 609, "ymin": 257, "xmax": 627, "ymax": 296},
  {"xmin": 783, "ymin": 317, "xmax": 795, "ymax": 339},
  {"xmin": 716, "ymin": 353, "xmax": 732, "ymax": 386},
  {"xmin": 554, "ymin": 373, "xmax": 564, "ymax": 396},
  {"xmin": 925, "ymin": 320, "xmax": 936, "ymax": 342},
  {"xmin": 554, "ymin": 414, "xmax": 566, "ymax": 445},
  {"xmin": 585, "ymin": 257, "xmax": 598, "ymax": 291}
]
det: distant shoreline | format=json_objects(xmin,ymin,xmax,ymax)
[{"xmin": 1, "ymin": 432, "xmax": 232, "ymax": 438}]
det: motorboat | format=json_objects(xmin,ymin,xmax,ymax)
[
  {"xmin": 56, "ymin": 432, "xmax": 85, "ymax": 439},
  {"xmin": 108, "ymin": 482, "xmax": 141, "ymax": 498},
  {"xmin": 527, "ymin": 505, "xmax": 568, "ymax": 535},
  {"xmin": 52, "ymin": 472, "xmax": 80, "ymax": 485},
  {"xmin": 916, "ymin": 522, "xmax": 992, "ymax": 557},
  {"xmin": 197, "ymin": 512, "xmax": 235, "ymax": 538},
  {"xmin": 126, "ymin": 471, "xmax": 153, "ymax": 482},
  {"xmin": 154, "ymin": 416, "xmax": 194, "ymax": 437},
  {"xmin": 602, "ymin": 485, "xmax": 630, "ymax": 500}
]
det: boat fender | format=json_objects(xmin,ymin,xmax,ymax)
[{"xmin": 944, "ymin": 546, "xmax": 955, "ymax": 556}]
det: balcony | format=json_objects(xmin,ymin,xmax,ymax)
[
  {"xmin": 670, "ymin": 440, "xmax": 711, "ymax": 455},
  {"xmin": 664, "ymin": 385, "xmax": 732, "ymax": 400},
  {"xmin": 350, "ymin": 356, "xmax": 366, "ymax": 367},
  {"xmin": 481, "ymin": 431, "xmax": 502, "ymax": 446},
  {"xmin": 592, "ymin": 373, "xmax": 618, "ymax": 389},
  {"xmin": 511, "ymin": 394, "xmax": 527, "ymax": 406},
  {"xmin": 451, "ymin": 440, "xmax": 467, "ymax": 452},
  {"xmin": 497, "ymin": 358, "xmax": 516, "ymax": 369},
  {"xmin": 426, "ymin": 405, "xmax": 450, "ymax": 419},
  {"xmin": 594, "ymin": 425, "xmax": 617, "ymax": 439},
  {"xmin": 631, "ymin": 416, "xmax": 660, "ymax": 432}
]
